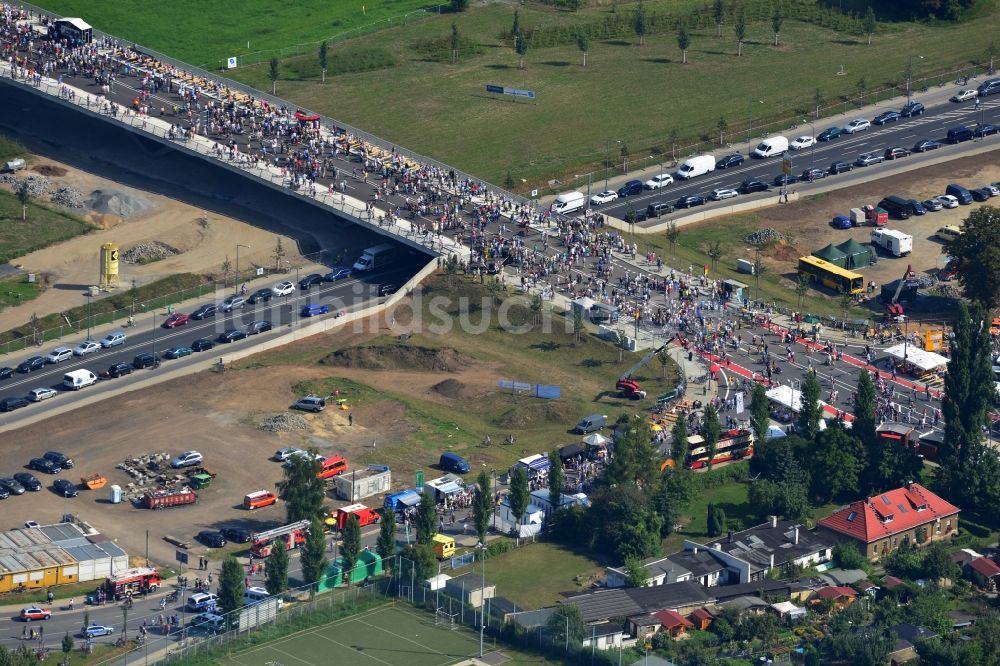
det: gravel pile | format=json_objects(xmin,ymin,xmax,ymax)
[
  {"xmin": 258, "ymin": 413, "xmax": 310, "ymax": 433},
  {"xmin": 743, "ymin": 228, "xmax": 785, "ymax": 246},
  {"xmin": 51, "ymin": 186, "xmax": 85, "ymax": 208},
  {"xmin": 13, "ymin": 174, "xmax": 50, "ymax": 197},
  {"xmin": 88, "ymin": 188, "xmax": 153, "ymax": 218},
  {"xmin": 121, "ymin": 241, "xmax": 179, "ymax": 264},
  {"xmin": 0, "ymin": 173, "xmax": 17, "ymax": 185}
]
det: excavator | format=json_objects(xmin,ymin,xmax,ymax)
[
  {"xmin": 884, "ymin": 264, "xmax": 919, "ymax": 319},
  {"xmin": 615, "ymin": 343, "xmax": 670, "ymax": 399}
]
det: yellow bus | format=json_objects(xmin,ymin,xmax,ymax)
[{"xmin": 797, "ymin": 256, "xmax": 864, "ymax": 294}]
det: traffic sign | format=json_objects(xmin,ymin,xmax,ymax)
[
  {"xmin": 782, "ymin": 158, "xmax": 793, "ymax": 176},
  {"xmin": 175, "ymin": 549, "xmax": 188, "ymax": 565}
]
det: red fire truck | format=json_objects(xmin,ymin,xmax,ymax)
[
  {"xmin": 249, "ymin": 520, "xmax": 311, "ymax": 557},
  {"xmin": 327, "ymin": 504, "xmax": 381, "ymax": 532},
  {"xmin": 102, "ymin": 567, "xmax": 162, "ymax": 599}
]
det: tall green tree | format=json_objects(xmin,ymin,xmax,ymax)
[
  {"xmin": 450, "ymin": 21, "xmax": 459, "ymax": 64},
  {"xmin": 797, "ymin": 369, "xmax": 822, "ymax": 441},
  {"xmin": 514, "ymin": 30, "xmax": 529, "ymax": 70},
  {"xmin": 265, "ymin": 538, "xmax": 289, "ymax": 596},
  {"xmin": 376, "ymin": 508, "xmax": 397, "ymax": 564},
  {"xmin": 547, "ymin": 604, "xmax": 586, "ymax": 647},
  {"xmin": 809, "ymin": 425, "xmax": 862, "ymax": 502},
  {"xmin": 450, "ymin": 0, "xmax": 469, "ymax": 11},
  {"xmin": 671, "ymin": 413, "xmax": 689, "ymax": 468},
  {"xmin": 340, "ymin": 514, "xmax": 361, "ymax": 585},
  {"xmin": 633, "ymin": 1, "xmax": 648, "ymax": 46},
  {"xmin": 606, "ymin": 416, "xmax": 660, "ymax": 487},
  {"xmin": 588, "ymin": 484, "xmax": 662, "ymax": 560},
  {"xmin": 276, "ymin": 451, "xmax": 326, "ymax": 523},
  {"xmin": 749, "ymin": 383, "xmax": 771, "ymax": 447},
  {"xmin": 508, "ymin": 466, "xmax": 530, "ymax": 527},
  {"xmin": 473, "ymin": 470, "xmax": 492, "ymax": 543},
  {"xmin": 300, "ymin": 517, "xmax": 329, "ymax": 596},
  {"xmin": 62, "ymin": 632, "xmax": 74, "ymax": 661},
  {"xmin": 946, "ymin": 208, "xmax": 1000, "ymax": 306},
  {"xmin": 624, "ymin": 556, "xmax": 650, "ymax": 587},
  {"xmin": 650, "ymin": 475, "xmax": 680, "ymax": 537},
  {"xmin": 863, "ymin": 6, "xmax": 877, "ymax": 46},
  {"xmin": 218, "ymin": 556, "xmax": 244, "ymax": 620},
  {"xmin": 771, "ymin": 0, "xmax": 783, "ymax": 46},
  {"xmin": 400, "ymin": 544, "xmax": 437, "ymax": 584},
  {"xmin": 677, "ymin": 20, "xmax": 690, "ymax": 64},
  {"xmin": 734, "ymin": 7, "xmax": 747, "ymax": 56},
  {"xmin": 318, "ymin": 40, "xmax": 328, "ymax": 79},
  {"xmin": 713, "ymin": 0, "xmax": 725, "ymax": 37},
  {"xmin": 511, "ymin": 10, "xmax": 520, "ymax": 39},
  {"xmin": 548, "ymin": 450, "xmax": 563, "ymax": 506},
  {"xmin": 703, "ymin": 404, "xmax": 721, "ymax": 470},
  {"xmin": 416, "ymin": 489, "xmax": 437, "ymax": 545},
  {"xmin": 577, "ymin": 31, "xmax": 589, "ymax": 67},
  {"xmin": 269, "ymin": 57, "xmax": 279, "ymax": 94}
]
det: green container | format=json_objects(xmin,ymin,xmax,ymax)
[{"xmin": 189, "ymin": 473, "xmax": 212, "ymax": 489}]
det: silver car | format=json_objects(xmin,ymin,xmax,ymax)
[{"xmin": 220, "ymin": 295, "xmax": 245, "ymax": 312}]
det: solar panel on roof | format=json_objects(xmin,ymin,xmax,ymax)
[
  {"xmin": 881, "ymin": 495, "xmax": 891, "ymax": 505},
  {"xmin": 897, "ymin": 504, "xmax": 908, "ymax": 513}
]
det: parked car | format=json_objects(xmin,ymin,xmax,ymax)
[
  {"xmin": 0, "ymin": 477, "xmax": 25, "ymax": 495},
  {"xmin": 643, "ymin": 174, "xmax": 674, "ymax": 190},
  {"xmin": 922, "ymin": 198, "xmax": 943, "ymax": 212},
  {"xmin": 190, "ymin": 304, "xmax": 217, "ymax": 320},
  {"xmin": 248, "ymin": 288, "xmax": 272, "ymax": 304},
  {"xmin": 873, "ymin": 111, "xmax": 901, "ymax": 125},
  {"xmin": 790, "ymin": 136, "xmax": 815, "ymax": 150},
  {"xmin": 773, "ymin": 174, "xmax": 799, "ymax": 186},
  {"xmin": 675, "ymin": 195, "xmax": 706, "ymax": 208},
  {"xmin": 197, "ymin": 531, "xmax": 227, "ymax": 548},
  {"xmin": 985, "ymin": 184, "xmax": 1000, "ymax": 197},
  {"xmin": 45, "ymin": 347, "xmax": 73, "ymax": 364},
  {"xmin": 708, "ymin": 188, "xmax": 738, "ymax": 201},
  {"xmin": 171, "ymin": 451, "xmax": 203, "ymax": 468},
  {"xmin": 220, "ymin": 295, "xmax": 245, "ymax": 312},
  {"xmin": 616, "ymin": 180, "xmax": 643, "ymax": 197},
  {"xmin": 132, "ymin": 353, "xmax": 160, "ymax": 369},
  {"xmin": 27, "ymin": 388, "xmax": 57, "ymax": 403},
  {"xmin": 0, "ymin": 367, "xmax": 12, "ymax": 380},
  {"xmin": 53, "ymin": 478, "xmax": 78, "ymax": 498},
  {"xmin": 816, "ymin": 127, "xmax": 842, "ymax": 141},
  {"xmin": 301, "ymin": 304, "xmax": 329, "ymax": 317},
  {"xmin": 162, "ymin": 313, "xmax": 190, "ymax": 328},
  {"xmin": 103, "ymin": 362, "xmax": 133, "ymax": 378},
  {"xmin": 589, "ymin": 190, "xmax": 618, "ymax": 205},
  {"xmin": 99, "ymin": 332, "xmax": 126, "ymax": 349},
  {"xmin": 828, "ymin": 161, "xmax": 854, "ymax": 175},
  {"xmin": 191, "ymin": 338, "xmax": 215, "ymax": 352},
  {"xmin": 831, "ymin": 215, "xmax": 853, "ymax": 229},
  {"xmin": 44, "ymin": 451, "xmax": 73, "ymax": 468},
  {"xmin": 246, "ymin": 320, "xmax": 272, "ymax": 335},
  {"xmin": 17, "ymin": 357, "xmax": 45, "ymax": 373},
  {"xmin": 298, "ymin": 274, "xmax": 324, "ymax": 290},
  {"xmin": 0, "ymin": 486, "xmax": 8, "ymax": 500},
  {"xmin": 714, "ymin": 153, "xmax": 744, "ymax": 169},
  {"xmin": 324, "ymin": 268, "xmax": 352, "ymax": 282},
  {"xmin": 913, "ymin": 139, "xmax": 942, "ymax": 153},
  {"xmin": 272, "ymin": 447, "xmax": 304, "ymax": 462},
  {"xmin": 900, "ymin": 101, "xmax": 925, "ymax": 117},
  {"xmin": 82, "ymin": 624, "xmax": 113, "ymax": 638},
  {"xmin": 218, "ymin": 328, "xmax": 247, "ymax": 343},
  {"xmin": 272, "ymin": 281, "xmax": 294, "ymax": 296},
  {"xmin": 908, "ymin": 199, "xmax": 928, "ymax": 215},
  {"xmin": 220, "ymin": 526, "xmax": 252, "ymax": 543},
  {"xmin": 951, "ymin": 89, "xmax": 978, "ymax": 102},
  {"xmin": 29, "ymin": 458, "xmax": 60, "ymax": 474},
  {"xmin": 971, "ymin": 187, "xmax": 992, "ymax": 202},
  {"xmin": 974, "ymin": 123, "xmax": 1000, "ymax": 137},
  {"xmin": 801, "ymin": 168, "xmax": 827, "ymax": 181},
  {"xmin": 163, "ymin": 346, "xmax": 194, "ymax": 359},
  {"xmin": 292, "ymin": 395, "xmax": 326, "ymax": 412},
  {"xmin": 884, "ymin": 147, "xmax": 910, "ymax": 160},
  {"xmin": 186, "ymin": 593, "xmax": 219, "ymax": 612},
  {"xmin": 936, "ymin": 194, "xmax": 960, "ymax": 209},
  {"xmin": 855, "ymin": 152, "xmax": 884, "ymax": 167},
  {"xmin": 19, "ymin": 607, "xmax": 51, "ymax": 621},
  {"xmin": 73, "ymin": 340, "xmax": 100, "ymax": 357},
  {"xmin": 13, "ymin": 472, "xmax": 42, "ymax": 491},
  {"xmin": 0, "ymin": 396, "xmax": 29, "ymax": 412},
  {"xmin": 843, "ymin": 118, "xmax": 871, "ymax": 134},
  {"xmin": 738, "ymin": 179, "xmax": 769, "ymax": 194}
]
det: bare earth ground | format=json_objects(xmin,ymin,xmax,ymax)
[
  {"xmin": 0, "ymin": 157, "xmax": 306, "ymax": 332},
  {"xmin": 0, "ymin": 319, "xmax": 500, "ymax": 566}
]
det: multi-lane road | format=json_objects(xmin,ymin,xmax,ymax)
[{"xmin": 599, "ymin": 94, "xmax": 1000, "ymax": 220}]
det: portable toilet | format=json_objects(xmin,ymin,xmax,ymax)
[{"xmin": 109, "ymin": 485, "xmax": 122, "ymax": 504}]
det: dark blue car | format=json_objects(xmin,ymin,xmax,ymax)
[{"xmin": 301, "ymin": 304, "xmax": 330, "ymax": 317}]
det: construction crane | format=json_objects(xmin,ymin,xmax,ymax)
[
  {"xmin": 885, "ymin": 264, "xmax": 918, "ymax": 318},
  {"xmin": 616, "ymin": 343, "xmax": 670, "ymax": 399}
]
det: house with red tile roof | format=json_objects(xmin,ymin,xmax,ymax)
[
  {"xmin": 812, "ymin": 585, "xmax": 857, "ymax": 607},
  {"xmin": 816, "ymin": 482, "xmax": 959, "ymax": 561},
  {"xmin": 964, "ymin": 557, "xmax": 1000, "ymax": 591},
  {"xmin": 654, "ymin": 609, "xmax": 694, "ymax": 638}
]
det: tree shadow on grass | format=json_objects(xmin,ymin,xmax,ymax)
[
  {"xmin": 603, "ymin": 40, "xmax": 632, "ymax": 47},
  {"xmin": 540, "ymin": 61, "xmax": 572, "ymax": 67},
  {"xmin": 831, "ymin": 38, "xmax": 862, "ymax": 46},
  {"xmin": 484, "ymin": 63, "xmax": 513, "ymax": 70},
  {"xmin": 531, "ymin": 341, "xmax": 562, "ymax": 352},
  {"xmin": 642, "ymin": 57, "xmax": 672, "ymax": 64},
  {"xmin": 579, "ymin": 358, "xmax": 605, "ymax": 368}
]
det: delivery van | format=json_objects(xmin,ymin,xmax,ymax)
[
  {"xmin": 432, "ymin": 533, "xmax": 456, "ymax": 559},
  {"xmin": 751, "ymin": 136, "xmax": 789, "ymax": 158},
  {"xmin": 316, "ymin": 455, "xmax": 348, "ymax": 480},
  {"xmin": 243, "ymin": 586, "xmax": 283, "ymax": 608},
  {"xmin": 63, "ymin": 369, "xmax": 97, "ymax": 390},
  {"xmin": 550, "ymin": 191, "xmax": 585, "ymax": 215},
  {"xmin": 439, "ymin": 452, "xmax": 471, "ymax": 473},
  {"xmin": 676, "ymin": 155, "xmax": 716, "ymax": 180},
  {"xmin": 243, "ymin": 490, "xmax": 278, "ymax": 510},
  {"xmin": 572, "ymin": 414, "xmax": 607, "ymax": 434}
]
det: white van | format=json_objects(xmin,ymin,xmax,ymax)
[
  {"xmin": 676, "ymin": 155, "xmax": 716, "ymax": 180},
  {"xmin": 244, "ymin": 586, "xmax": 283, "ymax": 608},
  {"xmin": 550, "ymin": 191, "xmax": 585, "ymax": 215},
  {"xmin": 751, "ymin": 136, "xmax": 789, "ymax": 158},
  {"xmin": 63, "ymin": 369, "xmax": 97, "ymax": 390}
]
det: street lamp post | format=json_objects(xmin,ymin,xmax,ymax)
[
  {"xmin": 86, "ymin": 292, "xmax": 92, "ymax": 339},
  {"xmin": 477, "ymin": 541, "xmax": 487, "ymax": 657},
  {"xmin": 235, "ymin": 244, "xmax": 250, "ymax": 293},
  {"xmin": 801, "ymin": 119, "xmax": 816, "ymax": 169},
  {"xmin": 604, "ymin": 139, "xmax": 621, "ymax": 190},
  {"xmin": 905, "ymin": 55, "xmax": 924, "ymax": 106}
]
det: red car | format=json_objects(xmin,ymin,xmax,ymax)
[
  {"xmin": 162, "ymin": 313, "xmax": 190, "ymax": 329},
  {"xmin": 20, "ymin": 606, "xmax": 51, "ymax": 621}
]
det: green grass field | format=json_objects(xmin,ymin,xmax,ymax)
[{"xmin": 0, "ymin": 189, "xmax": 93, "ymax": 264}]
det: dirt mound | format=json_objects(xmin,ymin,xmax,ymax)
[
  {"xmin": 432, "ymin": 378, "xmax": 467, "ymax": 398},
  {"xmin": 493, "ymin": 401, "xmax": 578, "ymax": 429},
  {"xmin": 88, "ymin": 188, "xmax": 154, "ymax": 218},
  {"xmin": 323, "ymin": 345, "xmax": 468, "ymax": 372},
  {"xmin": 258, "ymin": 412, "xmax": 310, "ymax": 433},
  {"xmin": 32, "ymin": 164, "xmax": 66, "ymax": 177}
]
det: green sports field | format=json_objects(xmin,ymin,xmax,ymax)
[{"xmin": 219, "ymin": 605, "xmax": 481, "ymax": 666}]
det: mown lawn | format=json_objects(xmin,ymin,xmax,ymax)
[{"xmin": 0, "ymin": 189, "xmax": 93, "ymax": 264}]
